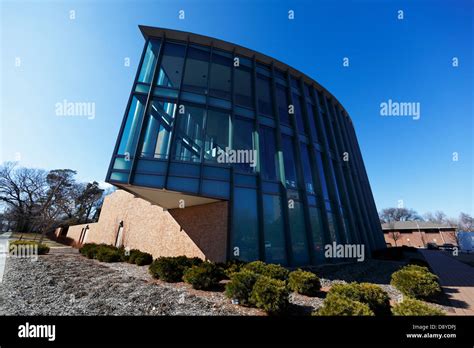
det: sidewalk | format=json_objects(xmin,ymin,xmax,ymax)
[{"xmin": 420, "ymin": 249, "xmax": 474, "ymax": 315}]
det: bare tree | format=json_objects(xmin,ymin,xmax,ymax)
[
  {"xmin": 379, "ymin": 207, "xmax": 421, "ymax": 223},
  {"xmin": 458, "ymin": 212, "xmax": 473, "ymax": 231},
  {"xmin": 423, "ymin": 210, "xmax": 447, "ymax": 225}
]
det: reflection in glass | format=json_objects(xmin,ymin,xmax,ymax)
[
  {"xmin": 182, "ymin": 46, "xmax": 210, "ymax": 94},
  {"xmin": 173, "ymin": 104, "xmax": 205, "ymax": 162},
  {"xmin": 141, "ymin": 100, "xmax": 176, "ymax": 159},
  {"xmin": 288, "ymin": 201, "xmax": 310, "ymax": 265},
  {"xmin": 138, "ymin": 39, "xmax": 161, "ymax": 84},
  {"xmin": 232, "ymin": 188, "xmax": 259, "ymax": 262},
  {"xmin": 209, "ymin": 51, "xmax": 232, "ymax": 99},
  {"xmin": 259, "ymin": 126, "xmax": 278, "ymax": 181},
  {"xmin": 263, "ymin": 194, "xmax": 287, "ymax": 265},
  {"xmin": 281, "ymin": 135, "xmax": 298, "ymax": 189},
  {"xmin": 204, "ymin": 109, "xmax": 231, "ymax": 162},
  {"xmin": 118, "ymin": 95, "xmax": 147, "ymax": 156},
  {"xmin": 156, "ymin": 42, "xmax": 186, "ymax": 88}
]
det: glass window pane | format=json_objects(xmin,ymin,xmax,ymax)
[
  {"xmin": 138, "ymin": 39, "xmax": 161, "ymax": 84},
  {"xmin": 306, "ymin": 102, "xmax": 318, "ymax": 141},
  {"xmin": 118, "ymin": 95, "xmax": 147, "ymax": 155},
  {"xmin": 232, "ymin": 188, "xmax": 259, "ymax": 262},
  {"xmin": 315, "ymin": 151, "xmax": 330, "ymax": 200},
  {"xmin": 259, "ymin": 126, "xmax": 278, "ymax": 181},
  {"xmin": 156, "ymin": 42, "xmax": 186, "ymax": 88},
  {"xmin": 288, "ymin": 201, "xmax": 310, "ymax": 265},
  {"xmin": 209, "ymin": 52, "xmax": 232, "ymax": 99},
  {"xmin": 309, "ymin": 207, "xmax": 326, "ymax": 262},
  {"xmin": 233, "ymin": 118, "xmax": 256, "ymax": 173},
  {"xmin": 204, "ymin": 109, "xmax": 231, "ymax": 162},
  {"xmin": 281, "ymin": 135, "xmax": 298, "ymax": 189},
  {"xmin": 257, "ymin": 75, "xmax": 273, "ymax": 116},
  {"xmin": 234, "ymin": 66, "xmax": 253, "ymax": 108},
  {"xmin": 173, "ymin": 104, "xmax": 205, "ymax": 162},
  {"xmin": 276, "ymin": 86, "xmax": 289, "ymax": 124},
  {"xmin": 263, "ymin": 194, "xmax": 287, "ymax": 265},
  {"xmin": 300, "ymin": 144, "xmax": 315, "ymax": 194},
  {"xmin": 140, "ymin": 100, "xmax": 176, "ymax": 159},
  {"xmin": 292, "ymin": 95, "xmax": 307, "ymax": 134},
  {"xmin": 182, "ymin": 46, "xmax": 210, "ymax": 94}
]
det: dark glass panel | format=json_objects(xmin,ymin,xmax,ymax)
[
  {"xmin": 259, "ymin": 126, "xmax": 278, "ymax": 181},
  {"xmin": 306, "ymin": 102, "xmax": 318, "ymax": 141},
  {"xmin": 234, "ymin": 66, "xmax": 253, "ymax": 108},
  {"xmin": 232, "ymin": 188, "xmax": 259, "ymax": 261},
  {"xmin": 256, "ymin": 75, "xmax": 273, "ymax": 116},
  {"xmin": 140, "ymin": 100, "xmax": 176, "ymax": 159},
  {"xmin": 288, "ymin": 201, "xmax": 310, "ymax": 265},
  {"xmin": 233, "ymin": 117, "xmax": 256, "ymax": 173},
  {"xmin": 300, "ymin": 144, "xmax": 315, "ymax": 194},
  {"xmin": 138, "ymin": 39, "xmax": 161, "ymax": 84},
  {"xmin": 292, "ymin": 94, "xmax": 306, "ymax": 134},
  {"xmin": 118, "ymin": 95, "xmax": 147, "ymax": 156},
  {"xmin": 315, "ymin": 151, "xmax": 330, "ymax": 200},
  {"xmin": 156, "ymin": 42, "xmax": 185, "ymax": 88},
  {"xmin": 263, "ymin": 194, "xmax": 287, "ymax": 265},
  {"xmin": 204, "ymin": 109, "xmax": 231, "ymax": 163},
  {"xmin": 309, "ymin": 206, "xmax": 326, "ymax": 263},
  {"xmin": 182, "ymin": 46, "xmax": 210, "ymax": 94},
  {"xmin": 173, "ymin": 104, "xmax": 205, "ymax": 162},
  {"xmin": 281, "ymin": 135, "xmax": 298, "ymax": 189},
  {"xmin": 209, "ymin": 51, "xmax": 232, "ymax": 99},
  {"xmin": 276, "ymin": 85, "xmax": 289, "ymax": 124}
]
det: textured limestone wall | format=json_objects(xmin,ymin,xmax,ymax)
[{"xmin": 66, "ymin": 190, "xmax": 228, "ymax": 262}]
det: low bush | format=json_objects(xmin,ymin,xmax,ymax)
[
  {"xmin": 328, "ymin": 282, "xmax": 390, "ymax": 316},
  {"xmin": 148, "ymin": 256, "xmax": 203, "ymax": 282},
  {"xmin": 95, "ymin": 246, "xmax": 121, "ymax": 263},
  {"xmin": 250, "ymin": 276, "xmax": 289, "ymax": 315},
  {"xmin": 392, "ymin": 298, "xmax": 445, "ymax": 316},
  {"xmin": 391, "ymin": 265, "xmax": 441, "ymax": 300},
  {"xmin": 225, "ymin": 269, "xmax": 259, "ymax": 306},
  {"xmin": 220, "ymin": 259, "xmax": 246, "ymax": 279},
  {"xmin": 134, "ymin": 251, "xmax": 153, "ymax": 266},
  {"xmin": 79, "ymin": 243, "xmax": 97, "ymax": 257},
  {"xmin": 288, "ymin": 269, "xmax": 321, "ymax": 296},
  {"xmin": 243, "ymin": 261, "xmax": 289, "ymax": 281},
  {"xmin": 183, "ymin": 262, "xmax": 224, "ymax": 290},
  {"xmin": 314, "ymin": 294, "xmax": 375, "ymax": 316},
  {"xmin": 9, "ymin": 240, "xmax": 50, "ymax": 255}
]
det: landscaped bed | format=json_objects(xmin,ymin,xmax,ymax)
[{"xmin": 0, "ymin": 245, "xmax": 454, "ymax": 316}]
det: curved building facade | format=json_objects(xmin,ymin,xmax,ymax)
[{"xmin": 105, "ymin": 26, "xmax": 386, "ymax": 266}]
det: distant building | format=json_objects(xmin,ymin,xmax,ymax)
[{"xmin": 382, "ymin": 221, "xmax": 457, "ymax": 248}]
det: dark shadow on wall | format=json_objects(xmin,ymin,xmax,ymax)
[{"xmin": 168, "ymin": 201, "xmax": 228, "ymax": 263}]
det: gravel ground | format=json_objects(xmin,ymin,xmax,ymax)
[{"xmin": 0, "ymin": 248, "xmax": 453, "ymax": 315}]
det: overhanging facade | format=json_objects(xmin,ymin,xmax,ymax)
[{"xmin": 105, "ymin": 26, "xmax": 386, "ymax": 266}]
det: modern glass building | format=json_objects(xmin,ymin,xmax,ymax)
[{"xmin": 106, "ymin": 26, "xmax": 386, "ymax": 266}]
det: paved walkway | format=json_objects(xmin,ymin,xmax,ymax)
[
  {"xmin": 420, "ymin": 250, "xmax": 474, "ymax": 315},
  {"xmin": 0, "ymin": 232, "xmax": 12, "ymax": 283}
]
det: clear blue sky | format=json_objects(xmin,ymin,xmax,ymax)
[{"xmin": 1, "ymin": 0, "xmax": 472, "ymax": 217}]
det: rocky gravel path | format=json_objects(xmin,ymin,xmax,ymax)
[{"xmin": 0, "ymin": 251, "xmax": 261, "ymax": 316}]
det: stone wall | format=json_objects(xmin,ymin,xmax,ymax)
[{"xmin": 66, "ymin": 190, "xmax": 228, "ymax": 262}]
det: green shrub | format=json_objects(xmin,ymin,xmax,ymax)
[
  {"xmin": 328, "ymin": 282, "xmax": 390, "ymax": 316},
  {"xmin": 392, "ymin": 298, "xmax": 445, "ymax": 316},
  {"xmin": 314, "ymin": 294, "xmax": 375, "ymax": 316},
  {"xmin": 79, "ymin": 243, "xmax": 97, "ymax": 257},
  {"xmin": 221, "ymin": 260, "xmax": 246, "ymax": 279},
  {"xmin": 9, "ymin": 240, "xmax": 50, "ymax": 255},
  {"xmin": 243, "ymin": 261, "xmax": 289, "ymax": 280},
  {"xmin": 225, "ymin": 270, "xmax": 259, "ymax": 306},
  {"xmin": 134, "ymin": 251, "xmax": 153, "ymax": 266},
  {"xmin": 124, "ymin": 249, "xmax": 141, "ymax": 263},
  {"xmin": 391, "ymin": 266, "xmax": 441, "ymax": 300},
  {"xmin": 148, "ymin": 256, "xmax": 202, "ymax": 282},
  {"xmin": 95, "ymin": 246, "xmax": 121, "ymax": 263},
  {"xmin": 288, "ymin": 269, "xmax": 321, "ymax": 296},
  {"xmin": 250, "ymin": 276, "xmax": 289, "ymax": 315},
  {"xmin": 183, "ymin": 262, "xmax": 224, "ymax": 290}
]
